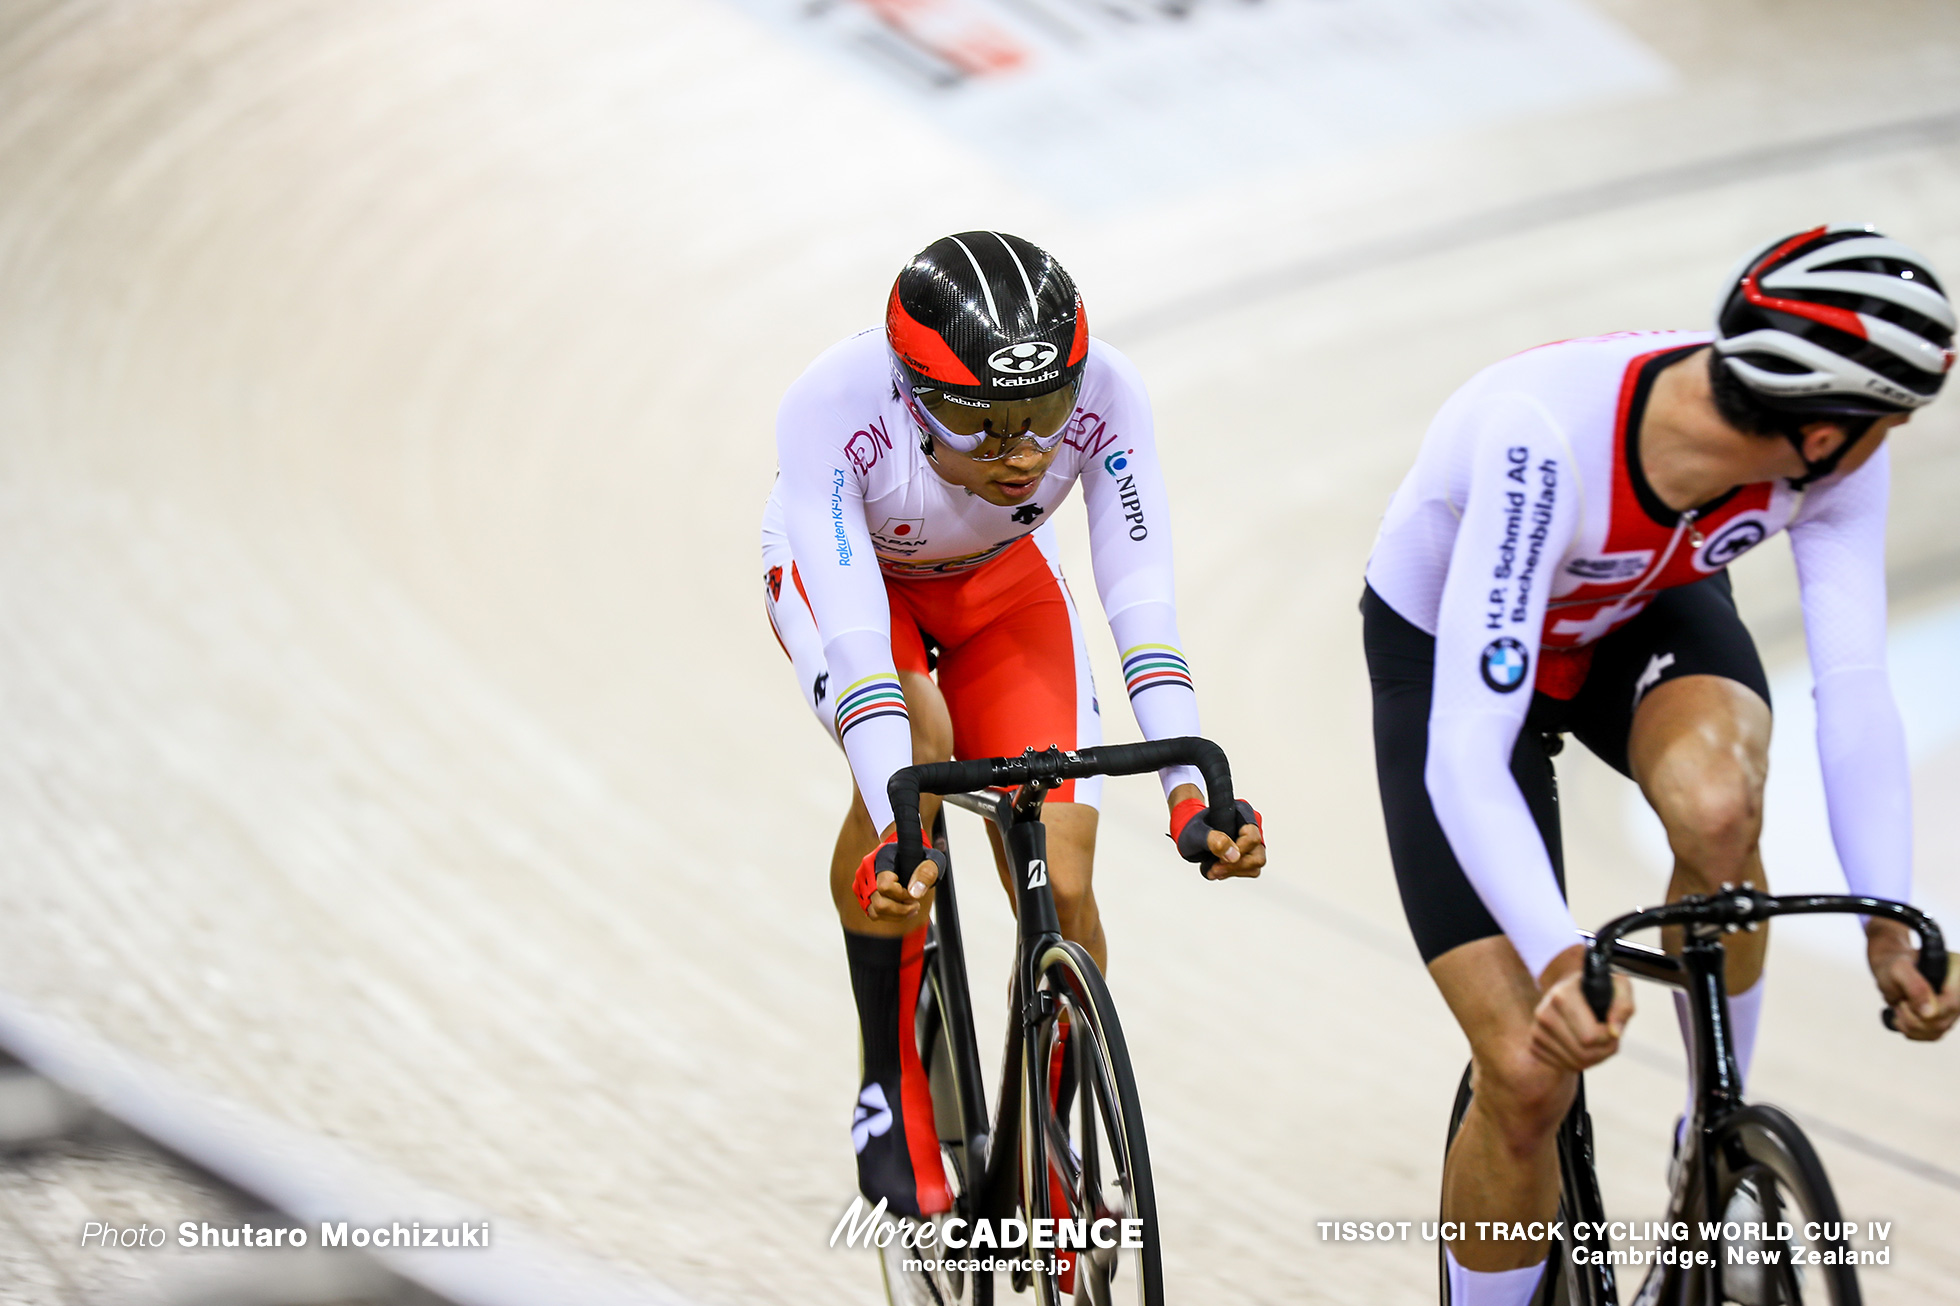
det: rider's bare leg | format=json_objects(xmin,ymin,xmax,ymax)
[
  {"xmin": 1431, "ymin": 936, "xmax": 1572, "ymax": 1278},
  {"xmin": 831, "ymin": 669, "xmax": 953, "ymax": 936},
  {"xmin": 1629, "ymin": 673, "xmax": 1773, "ymax": 1111},
  {"xmin": 1628, "ymin": 673, "xmax": 1773, "ymax": 991}
]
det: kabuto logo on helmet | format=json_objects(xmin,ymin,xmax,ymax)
[{"xmin": 989, "ymin": 342, "xmax": 1059, "ymax": 375}]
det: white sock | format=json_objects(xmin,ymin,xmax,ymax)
[
  {"xmin": 1675, "ymin": 979, "xmax": 1764, "ymax": 1138},
  {"xmin": 1728, "ymin": 979, "xmax": 1764, "ymax": 1086},
  {"xmin": 1445, "ymin": 1246, "xmax": 1546, "ymax": 1306}
]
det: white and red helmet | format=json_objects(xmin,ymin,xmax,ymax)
[{"xmin": 1714, "ymin": 224, "xmax": 1955, "ymax": 415}]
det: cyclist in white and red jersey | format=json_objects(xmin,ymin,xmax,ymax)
[
  {"xmin": 1363, "ymin": 225, "xmax": 1960, "ymax": 1306},
  {"xmin": 761, "ymin": 232, "xmax": 1265, "ymax": 1229}
]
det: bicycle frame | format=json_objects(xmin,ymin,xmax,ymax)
[
  {"xmin": 944, "ymin": 780, "xmax": 1072, "ymax": 1239},
  {"xmin": 1591, "ymin": 894, "xmax": 1944, "ymax": 1207},
  {"xmin": 1567, "ymin": 889, "xmax": 1946, "ymax": 1304},
  {"xmin": 891, "ymin": 737, "xmax": 1240, "ymax": 1294}
]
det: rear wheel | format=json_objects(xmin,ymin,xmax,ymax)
[
  {"xmin": 1706, "ymin": 1104, "xmax": 1859, "ymax": 1305},
  {"xmin": 1023, "ymin": 941, "xmax": 1162, "ymax": 1306}
]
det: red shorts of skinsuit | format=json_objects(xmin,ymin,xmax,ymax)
[{"xmin": 761, "ymin": 534, "xmax": 1103, "ymax": 806}]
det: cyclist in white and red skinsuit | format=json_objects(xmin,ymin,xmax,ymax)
[
  {"xmin": 764, "ymin": 325, "xmax": 1204, "ymax": 830},
  {"xmin": 762, "ymin": 232, "xmax": 1265, "ymax": 1230},
  {"xmin": 1363, "ymin": 226, "xmax": 1960, "ymax": 1306}
]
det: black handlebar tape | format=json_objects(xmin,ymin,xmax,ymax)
[
  {"xmin": 1581, "ymin": 944, "xmax": 1615, "ymax": 1023},
  {"xmin": 889, "ymin": 760, "xmax": 997, "ymax": 883},
  {"xmin": 1915, "ymin": 919, "xmax": 1947, "ymax": 993},
  {"xmin": 1077, "ymin": 738, "xmax": 1239, "ymax": 836},
  {"xmin": 887, "ymin": 738, "xmax": 1236, "ymax": 883}
]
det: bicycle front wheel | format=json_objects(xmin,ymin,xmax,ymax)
[
  {"xmin": 1706, "ymin": 1104, "xmax": 1859, "ymax": 1306},
  {"xmin": 1023, "ymin": 940, "xmax": 1163, "ymax": 1306}
]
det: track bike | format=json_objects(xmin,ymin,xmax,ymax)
[
  {"xmin": 878, "ymin": 737, "xmax": 1247, "ymax": 1306},
  {"xmin": 1441, "ymin": 886, "xmax": 1946, "ymax": 1305}
]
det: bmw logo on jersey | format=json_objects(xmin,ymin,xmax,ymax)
[{"xmin": 1480, "ymin": 637, "xmax": 1530, "ymax": 693}]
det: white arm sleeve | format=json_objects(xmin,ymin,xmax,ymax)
[
  {"xmin": 1079, "ymin": 349, "xmax": 1204, "ymax": 798},
  {"xmin": 1424, "ymin": 395, "xmax": 1584, "ymax": 982},
  {"xmin": 1788, "ymin": 445, "xmax": 1910, "ymax": 903},
  {"xmin": 775, "ymin": 379, "xmax": 913, "ymax": 832}
]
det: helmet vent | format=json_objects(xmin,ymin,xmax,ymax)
[{"xmin": 1813, "ymin": 256, "xmax": 1945, "ymax": 294}]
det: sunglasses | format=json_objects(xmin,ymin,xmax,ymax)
[{"xmin": 898, "ymin": 372, "xmax": 1079, "ymax": 463}]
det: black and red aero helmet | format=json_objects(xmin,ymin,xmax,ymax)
[
  {"xmin": 886, "ymin": 232, "xmax": 1088, "ymax": 403},
  {"xmin": 1715, "ymin": 224, "xmax": 1956, "ymax": 415}
]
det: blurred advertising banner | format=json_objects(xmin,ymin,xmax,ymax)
[{"xmin": 730, "ymin": 0, "xmax": 1670, "ymax": 206}]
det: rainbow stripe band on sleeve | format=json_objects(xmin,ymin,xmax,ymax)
[
  {"xmin": 835, "ymin": 674, "xmax": 909, "ymax": 740},
  {"xmin": 1121, "ymin": 644, "xmax": 1193, "ymax": 699}
]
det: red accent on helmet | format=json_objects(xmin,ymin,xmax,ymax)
[
  {"xmin": 1944, "ymin": 348, "xmax": 1956, "ymax": 374},
  {"xmin": 1067, "ymin": 296, "xmax": 1088, "ymax": 367},
  {"xmin": 886, "ymin": 283, "xmax": 981, "ymax": 386},
  {"xmin": 1739, "ymin": 226, "xmax": 1869, "ymax": 340}
]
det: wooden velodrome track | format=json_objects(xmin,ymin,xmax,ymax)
[{"xmin": 0, "ymin": 1, "xmax": 1955, "ymax": 1301}]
